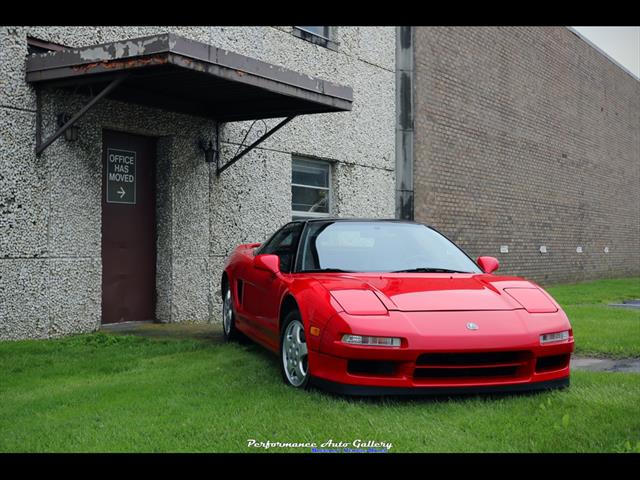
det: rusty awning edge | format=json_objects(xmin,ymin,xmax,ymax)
[{"xmin": 25, "ymin": 33, "xmax": 353, "ymax": 108}]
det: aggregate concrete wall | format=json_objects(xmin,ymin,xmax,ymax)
[
  {"xmin": 0, "ymin": 26, "xmax": 396, "ymax": 340},
  {"xmin": 413, "ymin": 26, "xmax": 640, "ymax": 285}
]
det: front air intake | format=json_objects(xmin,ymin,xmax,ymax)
[{"xmin": 413, "ymin": 350, "xmax": 532, "ymax": 383}]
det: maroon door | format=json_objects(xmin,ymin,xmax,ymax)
[{"xmin": 101, "ymin": 130, "xmax": 157, "ymax": 324}]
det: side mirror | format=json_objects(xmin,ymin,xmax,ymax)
[
  {"xmin": 477, "ymin": 256, "xmax": 499, "ymax": 274},
  {"xmin": 254, "ymin": 254, "xmax": 281, "ymax": 275}
]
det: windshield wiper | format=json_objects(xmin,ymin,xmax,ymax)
[
  {"xmin": 391, "ymin": 268, "xmax": 471, "ymax": 273},
  {"xmin": 299, "ymin": 268, "xmax": 356, "ymax": 273}
]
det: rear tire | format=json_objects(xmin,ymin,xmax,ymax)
[
  {"xmin": 222, "ymin": 283, "xmax": 241, "ymax": 342},
  {"xmin": 280, "ymin": 309, "xmax": 310, "ymax": 389}
]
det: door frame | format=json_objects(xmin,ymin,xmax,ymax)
[{"xmin": 101, "ymin": 129, "xmax": 158, "ymax": 324}]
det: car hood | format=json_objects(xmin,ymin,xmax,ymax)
[{"xmin": 311, "ymin": 273, "xmax": 546, "ymax": 312}]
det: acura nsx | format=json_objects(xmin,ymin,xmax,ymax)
[{"xmin": 221, "ymin": 219, "xmax": 574, "ymax": 395}]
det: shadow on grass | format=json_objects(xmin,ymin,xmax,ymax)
[{"xmin": 308, "ymin": 384, "xmax": 559, "ymax": 406}]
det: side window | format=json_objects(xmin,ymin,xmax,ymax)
[
  {"xmin": 292, "ymin": 157, "xmax": 332, "ymax": 220},
  {"xmin": 260, "ymin": 223, "xmax": 303, "ymax": 273}
]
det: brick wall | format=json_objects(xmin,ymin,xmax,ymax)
[{"xmin": 413, "ymin": 27, "xmax": 640, "ymax": 285}]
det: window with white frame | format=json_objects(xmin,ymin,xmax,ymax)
[{"xmin": 291, "ymin": 157, "xmax": 332, "ymax": 220}]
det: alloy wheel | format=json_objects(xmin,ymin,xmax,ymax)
[{"xmin": 282, "ymin": 319, "xmax": 308, "ymax": 387}]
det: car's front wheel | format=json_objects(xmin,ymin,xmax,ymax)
[{"xmin": 280, "ymin": 310, "xmax": 310, "ymax": 389}]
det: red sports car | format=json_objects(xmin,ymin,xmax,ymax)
[{"xmin": 221, "ymin": 219, "xmax": 574, "ymax": 395}]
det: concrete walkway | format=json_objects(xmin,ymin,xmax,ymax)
[
  {"xmin": 570, "ymin": 356, "xmax": 640, "ymax": 373},
  {"xmin": 100, "ymin": 321, "xmax": 224, "ymax": 342},
  {"xmin": 100, "ymin": 321, "xmax": 640, "ymax": 373},
  {"xmin": 608, "ymin": 299, "xmax": 640, "ymax": 309}
]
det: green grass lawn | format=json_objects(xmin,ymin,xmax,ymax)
[
  {"xmin": 1, "ymin": 276, "xmax": 638, "ymax": 453},
  {"xmin": 545, "ymin": 277, "xmax": 640, "ymax": 358},
  {"xmin": 1, "ymin": 333, "xmax": 639, "ymax": 453}
]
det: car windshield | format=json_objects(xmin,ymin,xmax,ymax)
[{"xmin": 297, "ymin": 221, "xmax": 482, "ymax": 273}]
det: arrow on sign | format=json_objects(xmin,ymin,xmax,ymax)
[{"xmin": 117, "ymin": 187, "xmax": 125, "ymax": 199}]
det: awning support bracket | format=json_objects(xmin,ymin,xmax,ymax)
[
  {"xmin": 35, "ymin": 74, "xmax": 129, "ymax": 156},
  {"xmin": 216, "ymin": 115, "xmax": 296, "ymax": 176}
]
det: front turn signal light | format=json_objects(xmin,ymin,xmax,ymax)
[
  {"xmin": 540, "ymin": 330, "xmax": 570, "ymax": 345},
  {"xmin": 342, "ymin": 334, "xmax": 401, "ymax": 347}
]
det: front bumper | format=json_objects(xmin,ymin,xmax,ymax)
[
  {"xmin": 309, "ymin": 309, "xmax": 574, "ymax": 393},
  {"xmin": 311, "ymin": 376, "xmax": 570, "ymax": 396}
]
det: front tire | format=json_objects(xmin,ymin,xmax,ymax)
[
  {"xmin": 280, "ymin": 310, "xmax": 310, "ymax": 389},
  {"xmin": 222, "ymin": 283, "xmax": 241, "ymax": 342}
]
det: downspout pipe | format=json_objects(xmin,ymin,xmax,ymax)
[{"xmin": 395, "ymin": 26, "xmax": 414, "ymax": 220}]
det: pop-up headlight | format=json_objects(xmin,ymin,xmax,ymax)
[
  {"xmin": 504, "ymin": 288, "xmax": 558, "ymax": 313},
  {"xmin": 330, "ymin": 289, "xmax": 388, "ymax": 315}
]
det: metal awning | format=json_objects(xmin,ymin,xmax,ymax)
[
  {"xmin": 26, "ymin": 33, "xmax": 353, "ymax": 122},
  {"xmin": 26, "ymin": 33, "xmax": 353, "ymax": 170}
]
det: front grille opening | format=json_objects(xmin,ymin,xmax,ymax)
[
  {"xmin": 416, "ymin": 351, "xmax": 526, "ymax": 366},
  {"xmin": 347, "ymin": 360, "xmax": 397, "ymax": 376},
  {"xmin": 414, "ymin": 366, "xmax": 518, "ymax": 379},
  {"xmin": 536, "ymin": 354, "xmax": 570, "ymax": 373}
]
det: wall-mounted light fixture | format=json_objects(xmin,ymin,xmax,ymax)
[
  {"xmin": 199, "ymin": 139, "xmax": 218, "ymax": 164},
  {"xmin": 57, "ymin": 113, "xmax": 79, "ymax": 142}
]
